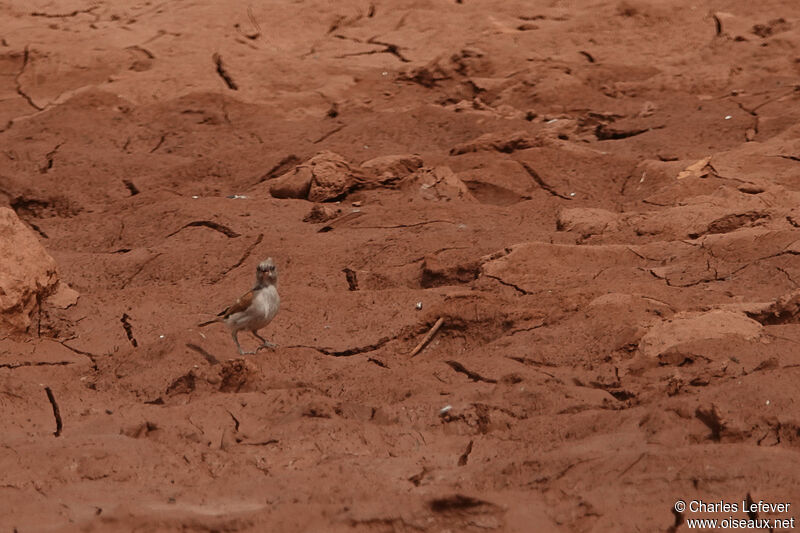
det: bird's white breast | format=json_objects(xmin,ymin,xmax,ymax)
[{"xmin": 227, "ymin": 285, "xmax": 280, "ymax": 331}]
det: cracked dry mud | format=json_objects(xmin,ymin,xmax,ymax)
[{"xmin": 2, "ymin": 0, "xmax": 800, "ymax": 531}]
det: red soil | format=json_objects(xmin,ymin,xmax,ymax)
[{"xmin": 2, "ymin": 0, "xmax": 800, "ymax": 531}]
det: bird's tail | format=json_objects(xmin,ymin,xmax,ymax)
[{"xmin": 197, "ymin": 318, "xmax": 221, "ymax": 327}]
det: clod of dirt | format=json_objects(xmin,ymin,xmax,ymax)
[
  {"xmin": 639, "ymin": 310, "xmax": 762, "ymax": 358},
  {"xmin": 10, "ymin": 195, "xmax": 77, "ymax": 219},
  {"xmin": 429, "ymin": 494, "xmax": 496, "ymax": 513},
  {"xmin": 218, "ymin": 358, "xmax": 259, "ymax": 393},
  {"xmin": 450, "ymin": 131, "xmax": 544, "ymax": 155},
  {"xmin": 303, "ymin": 204, "xmax": 342, "ymax": 223},
  {"xmin": 400, "ymin": 167, "xmax": 476, "ymax": 202},
  {"xmin": 676, "ymin": 157, "xmax": 713, "ymax": 180},
  {"xmin": 269, "ymin": 151, "xmax": 368, "ymax": 202},
  {"xmin": 46, "ymin": 282, "xmax": 79, "ymax": 309},
  {"xmin": 122, "ymin": 421, "xmax": 159, "ymax": 439},
  {"xmin": 752, "ymin": 18, "xmax": 791, "ymax": 38},
  {"xmin": 745, "ymin": 289, "xmax": 800, "ymax": 325},
  {"xmin": 165, "ymin": 371, "xmax": 197, "ymax": 396},
  {"xmin": 420, "ymin": 254, "xmax": 479, "ymax": 287},
  {"xmin": 695, "ymin": 404, "xmax": 726, "ymax": 441},
  {"xmin": 702, "ymin": 211, "xmax": 768, "ymax": 236},
  {"xmin": 556, "ymin": 207, "xmax": 619, "ymax": 237},
  {"xmin": 0, "ymin": 207, "xmax": 59, "ymax": 332},
  {"xmin": 361, "ymin": 154, "xmax": 423, "ymax": 185}
]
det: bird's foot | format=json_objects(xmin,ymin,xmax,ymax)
[{"xmin": 257, "ymin": 341, "xmax": 277, "ymax": 351}]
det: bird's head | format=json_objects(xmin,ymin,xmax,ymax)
[{"xmin": 256, "ymin": 258, "xmax": 278, "ymax": 286}]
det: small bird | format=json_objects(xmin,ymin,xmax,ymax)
[{"xmin": 199, "ymin": 258, "xmax": 280, "ymax": 355}]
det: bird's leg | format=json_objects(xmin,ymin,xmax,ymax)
[
  {"xmin": 252, "ymin": 330, "xmax": 277, "ymax": 350},
  {"xmin": 233, "ymin": 330, "xmax": 255, "ymax": 355}
]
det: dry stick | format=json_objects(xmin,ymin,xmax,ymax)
[
  {"xmin": 44, "ymin": 386, "xmax": 62, "ymax": 437},
  {"xmin": 410, "ymin": 317, "xmax": 444, "ymax": 357}
]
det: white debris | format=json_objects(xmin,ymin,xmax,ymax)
[
  {"xmin": 439, "ymin": 405, "xmax": 452, "ymax": 416},
  {"xmin": 724, "ymin": 115, "xmax": 732, "ymax": 120},
  {"xmin": 415, "ymin": 301, "xmax": 423, "ymax": 310}
]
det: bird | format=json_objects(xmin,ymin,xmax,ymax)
[{"xmin": 199, "ymin": 258, "xmax": 280, "ymax": 355}]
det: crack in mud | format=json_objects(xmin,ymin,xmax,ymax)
[
  {"xmin": 517, "ymin": 161, "xmax": 573, "ymax": 200},
  {"xmin": 120, "ymin": 313, "xmax": 138, "ymax": 347},
  {"xmin": 776, "ymin": 266, "xmax": 799, "ymax": 287},
  {"xmin": 27, "ymin": 221, "xmax": 48, "ymax": 239},
  {"xmin": 457, "ymin": 440, "xmax": 473, "ymax": 466},
  {"xmin": 508, "ymin": 320, "xmax": 546, "ymax": 335},
  {"xmin": 44, "ymin": 386, "xmax": 63, "ymax": 437},
  {"xmin": 39, "ymin": 143, "xmax": 62, "ymax": 173},
  {"xmin": 507, "ymin": 356, "xmax": 559, "ymax": 379},
  {"xmin": 483, "ymin": 274, "xmax": 532, "ymax": 295},
  {"xmin": 213, "ymin": 233, "xmax": 263, "ymax": 282},
  {"xmin": 120, "ymin": 252, "xmax": 163, "ymax": 289},
  {"xmin": 149, "ymin": 134, "xmax": 166, "ymax": 153},
  {"xmin": 312, "ymin": 123, "xmax": 345, "ymax": 144},
  {"xmin": 445, "ymin": 360, "xmax": 497, "ymax": 383},
  {"xmin": 167, "ymin": 221, "xmax": 241, "ymax": 239},
  {"xmin": 240, "ymin": 439, "xmax": 279, "ymax": 446},
  {"xmin": 0, "ymin": 361, "xmax": 73, "ymax": 369},
  {"xmin": 125, "ymin": 45, "xmax": 155, "ymax": 59},
  {"xmin": 122, "ymin": 179, "xmax": 140, "ymax": 196},
  {"xmin": 648, "ymin": 266, "xmax": 723, "ymax": 288},
  {"xmin": 429, "ymin": 494, "xmax": 496, "ymax": 513},
  {"xmin": 336, "ymin": 37, "xmax": 410, "ymax": 62},
  {"xmin": 227, "ymin": 410, "xmax": 240, "ymax": 432},
  {"xmin": 668, "ymin": 507, "xmax": 685, "ymax": 533},
  {"xmin": 348, "ymin": 517, "xmax": 425, "ymax": 531},
  {"xmin": 291, "ymin": 336, "xmax": 392, "ymax": 357},
  {"xmin": 408, "ymin": 466, "xmax": 430, "ymax": 486},
  {"xmin": 15, "ymin": 46, "xmax": 43, "ymax": 111},
  {"xmin": 57, "ymin": 340, "xmax": 99, "ymax": 370},
  {"xmin": 31, "ymin": 6, "xmax": 98, "ymax": 18},
  {"xmin": 367, "ymin": 357, "xmax": 388, "ymax": 368},
  {"xmin": 357, "ymin": 220, "xmax": 457, "ymax": 229},
  {"xmin": 212, "ymin": 53, "xmax": 238, "ymax": 90}
]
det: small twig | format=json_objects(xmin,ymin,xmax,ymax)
[
  {"xmin": 44, "ymin": 387, "xmax": 63, "ymax": 437},
  {"xmin": 410, "ymin": 317, "xmax": 444, "ymax": 357}
]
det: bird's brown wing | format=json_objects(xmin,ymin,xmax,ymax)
[{"xmin": 220, "ymin": 290, "xmax": 254, "ymax": 318}]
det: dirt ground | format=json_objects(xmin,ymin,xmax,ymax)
[{"xmin": 3, "ymin": 0, "xmax": 800, "ymax": 531}]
